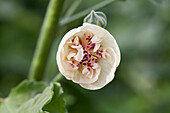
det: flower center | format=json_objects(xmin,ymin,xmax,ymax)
[{"xmin": 65, "ymin": 31, "xmax": 109, "ymax": 79}]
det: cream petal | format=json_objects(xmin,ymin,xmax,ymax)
[
  {"xmin": 67, "ymin": 52, "xmax": 76, "ymax": 60},
  {"xmin": 82, "ymin": 23, "xmax": 121, "ymax": 67},
  {"xmin": 71, "ymin": 45, "xmax": 81, "ymax": 49},
  {"xmin": 82, "ymin": 67, "xmax": 90, "ymax": 75},
  {"xmin": 72, "ymin": 70, "xmax": 97, "ymax": 84},
  {"xmin": 87, "ymin": 69, "xmax": 93, "ymax": 79},
  {"xmin": 100, "ymin": 47, "xmax": 116, "ymax": 65},
  {"xmin": 71, "ymin": 45, "xmax": 84, "ymax": 62},
  {"xmin": 57, "ymin": 27, "xmax": 86, "ymax": 80},
  {"xmin": 59, "ymin": 60, "xmax": 74, "ymax": 80},
  {"xmin": 93, "ymin": 43, "xmax": 100, "ymax": 52},
  {"xmin": 82, "ymin": 67, "xmax": 93, "ymax": 79},
  {"xmin": 74, "ymin": 36, "xmax": 79, "ymax": 45},
  {"xmin": 80, "ymin": 49, "xmax": 117, "ymax": 90},
  {"xmin": 57, "ymin": 28, "xmax": 79, "ymax": 80},
  {"xmin": 91, "ymin": 35, "xmax": 101, "ymax": 43},
  {"xmin": 65, "ymin": 61, "xmax": 78, "ymax": 71},
  {"xmin": 75, "ymin": 47, "xmax": 84, "ymax": 62},
  {"xmin": 67, "ymin": 37, "xmax": 73, "ymax": 44},
  {"xmin": 91, "ymin": 35, "xmax": 101, "ymax": 52},
  {"xmin": 92, "ymin": 64, "xmax": 101, "ymax": 80},
  {"xmin": 72, "ymin": 66, "xmax": 100, "ymax": 84},
  {"xmin": 104, "ymin": 52, "xmax": 111, "ymax": 62},
  {"xmin": 92, "ymin": 63, "xmax": 98, "ymax": 69}
]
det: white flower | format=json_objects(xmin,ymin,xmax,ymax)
[{"xmin": 56, "ymin": 23, "xmax": 121, "ymax": 90}]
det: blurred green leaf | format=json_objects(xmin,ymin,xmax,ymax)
[
  {"xmin": 149, "ymin": 0, "xmax": 162, "ymax": 7},
  {"xmin": 0, "ymin": 81, "xmax": 66, "ymax": 113},
  {"xmin": 64, "ymin": 0, "xmax": 82, "ymax": 18},
  {"xmin": 59, "ymin": 0, "xmax": 116, "ymax": 26}
]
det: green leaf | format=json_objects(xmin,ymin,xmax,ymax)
[
  {"xmin": 43, "ymin": 83, "xmax": 67, "ymax": 113},
  {"xmin": 0, "ymin": 80, "xmax": 67, "ymax": 113},
  {"xmin": 0, "ymin": 80, "xmax": 47, "ymax": 113}
]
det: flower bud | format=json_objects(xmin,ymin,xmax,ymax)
[{"xmin": 84, "ymin": 10, "xmax": 107, "ymax": 28}]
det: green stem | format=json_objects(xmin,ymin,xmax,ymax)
[
  {"xmin": 52, "ymin": 73, "xmax": 63, "ymax": 82},
  {"xmin": 29, "ymin": 0, "xmax": 64, "ymax": 81}
]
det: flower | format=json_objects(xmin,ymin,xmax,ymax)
[{"xmin": 56, "ymin": 23, "xmax": 120, "ymax": 90}]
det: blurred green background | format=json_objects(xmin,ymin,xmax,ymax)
[{"xmin": 0, "ymin": 0, "xmax": 170, "ymax": 113}]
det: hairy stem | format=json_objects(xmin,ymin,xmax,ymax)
[{"xmin": 29, "ymin": 0, "xmax": 64, "ymax": 81}]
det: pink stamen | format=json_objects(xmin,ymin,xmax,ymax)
[
  {"xmin": 92, "ymin": 43, "xmax": 95, "ymax": 47},
  {"xmin": 83, "ymin": 63, "xmax": 86, "ymax": 65},
  {"xmin": 84, "ymin": 54, "xmax": 87, "ymax": 57},
  {"xmin": 95, "ymin": 59, "xmax": 97, "ymax": 63},
  {"xmin": 96, "ymin": 50, "xmax": 99, "ymax": 54},
  {"xmin": 87, "ymin": 67, "xmax": 90, "ymax": 71},
  {"xmin": 84, "ymin": 51, "xmax": 88, "ymax": 53},
  {"xmin": 86, "ymin": 36, "xmax": 92, "ymax": 41},
  {"xmin": 98, "ymin": 53, "xmax": 103, "ymax": 58}
]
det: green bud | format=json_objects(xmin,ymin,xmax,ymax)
[{"xmin": 83, "ymin": 10, "xmax": 107, "ymax": 28}]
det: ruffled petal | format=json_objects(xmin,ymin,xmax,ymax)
[
  {"xmin": 73, "ymin": 36, "xmax": 79, "ymax": 45},
  {"xmin": 57, "ymin": 29, "xmax": 78, "ymax": 80},
  {"xmin": 99, "ymin": 47, "xmax": 116, "ymax": 65},
  {"xmin": 91, "ymin": 35, "xmax": 101, "ymax": 43},
  {"xmin": 82, "ymin": 23, "xmax": 121, "ymax": 67},
  {"xmin": 80, "ymin": 49, "xmax": 117, "ymax": 90},
  {"xmin": 72, "ymin": 65, "xmax": 101, "ymax": 84},
  {"xmin": 67, "ymin": 52, "xmax": 76, "ymax": 60},
  {"xmin": 82, "ymin": 67, "xmax": 93, "ymax": 79},
  {"xmin": 71, "ymin": 45, "xmax": 84, "ymax": 62},
  {"xmin": 93, "ymin": 43, "xmax": 100, "ymax": 52}
]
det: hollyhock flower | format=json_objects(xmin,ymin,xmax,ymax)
[{"xmin": 56, "ymin": 23, "xmax": 120, "ymax": 90}]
